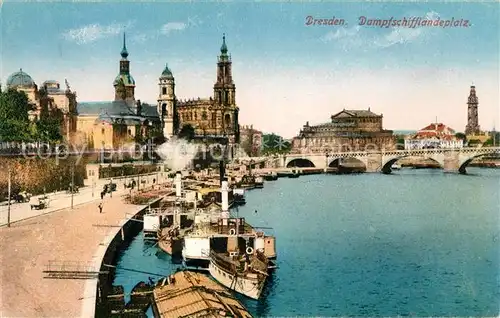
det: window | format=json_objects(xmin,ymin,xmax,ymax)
[
  {"xmin": 162, "ymin": 87, "xmax": 167, "ymax": 95},
  {"xmin": 194, "ymin": 112, "xmax": 197, "ymax": 120},
  {"xmin": 225, "ymin": 91, "xmax": 229, "ymax": 103},
  {"xmin": 202, "ymin": 111, "xmax": 207, "ymax": 120},
  {"xmin": 162, "ymin": 103, "xmax": 166, "ymax": 116},
  {"xmin": 101, "ymin": 128, "xmax": 105, "ymax": 134},
  {"xmin": 224, "ymin": 114, "xmax": 231, "ymax": 127}
]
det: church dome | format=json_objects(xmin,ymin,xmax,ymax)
[
  {"xmin": 113, "ymin": 74, "xmax": 135, "ymax": 86},
  {"xmin": 6, "ymin": 69, "xmax": 35, "ymax": 88},
  {"xmin": 160, "ymin": 63, "xmax": 173, "ymax": 79}
]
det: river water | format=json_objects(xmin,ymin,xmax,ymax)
[{"xmin": 113, "ymin": 168, "xmax": 500, "ymax": 317}]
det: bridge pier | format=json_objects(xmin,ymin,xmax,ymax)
[
  {"xmin": 366, "ymin": 153, "xmax": 382, "ymax": 173},
  {"xmin": 443, "ymin": 151, "xmax": 460, "ymax": 173}
]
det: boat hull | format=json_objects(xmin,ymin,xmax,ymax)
[{"xmin": 209, "ymin": 258, "xmax": 265, "ymax": 300}]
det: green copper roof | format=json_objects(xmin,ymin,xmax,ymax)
[
  {"xmin": 7, "ymin": 69, "xmax": 35, "ymax": 88},
  {"xmin": 220, "ymin": 34, "xmax": 228, "ymax": 55},
  {"xmin": 120, "ymin": 33, "xmax": 129, "ymax": 59},
  {"xmin": 160, "ymin": 63, "xmax": 173, "ymax": 78},
  {"xmin": 113, "ymin": 74, "xmax": 135, "ymax": 86}
]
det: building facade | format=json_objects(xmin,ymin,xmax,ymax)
[
  {"xmin": 158, "ymin": 35, "xmax": 240, "ymax": 145},
  {"xmin": 465, "ymin": 85, "xmax": 480, "ymax": 135},
  {"xmin": 239, "ymin": 125, "xmax": 263, "ymax": 156},
  {"xmin": 75, "ymin": 34, "xmax": 159, "ymax": 149},
  {"xmin": 404, "ymin": 123, "xmax": 463, "ymax": 149},
  {"xmin": 291, "ymin": 108, "xmax": 395, "ymax": 153},
  {"xmin": 5, "ymin": 69, "xmax": 78, "ymax": 141}
]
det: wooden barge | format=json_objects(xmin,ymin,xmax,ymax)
[{"xmin": 151, "ymin": 271, "xmax": 252, "ymax": 318}]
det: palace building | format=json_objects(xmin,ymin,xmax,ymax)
[
  {"xmin": 291, "ymin": 108, "xmax": 395, "ymax": 153},
  {"xmin": 404, "ymin": 123, "xmax": 463, "ymax": 149},
  {"xmin": 4, "ymin": 69, "xmax": 78, "ymax": 141}
]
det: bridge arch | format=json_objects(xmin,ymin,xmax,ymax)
[
  {"xmin": 381, "ymin": 155, "xmax": 442, "ymax": 174},
  {"xmin": 328, "ymin": 157, "xmax": 366, "ymax": 173},
  {"xmin": 458, "ymin": 153, "xmax": 496, "ymax": 174},
  {"xmin": 286, "ymin": 158, "xmax": 315, "ymax": 168}
]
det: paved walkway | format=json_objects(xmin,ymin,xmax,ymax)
[
  {"xmin": 0, "ymin": 172, "xmax": 167, "ymax": 226},
  {"xmin": 0, "ymin": 193, "xmax": 147, "ymax": 317}
]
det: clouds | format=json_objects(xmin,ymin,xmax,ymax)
[
  {"xmin": 62, "ymin": 18, "xmax": 195, "ymax": 46},
  {"xmin": 62, "ymin": 21, "xmax": 133, "ymax": 45},
  {"xmin": 160, "ymin": 22, "xmax": 186, "ymax": 35}
]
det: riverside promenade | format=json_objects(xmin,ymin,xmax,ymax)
[{"xmin": 0, "ymin": 176, "xmax": 167, "ymax": 317}]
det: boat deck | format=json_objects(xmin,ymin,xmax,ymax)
[{"xmin": 152, "ymin": 271, "xmax": 252, "ymax": 318}]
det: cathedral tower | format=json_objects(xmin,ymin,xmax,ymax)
[
  {"xmin": 213, "ymin": 34, "xmax": 239, "ymax": 143},
  {"xmin": 158, "ymin": 63, "xmax": 176, "ymax": 139},
  {"xmin": 465, "ymin": 85, "xmax": 480, "ymax": 135},
  {"xmin": 114, "ymin": 33, "xmax": 136, "ymax": 103}
]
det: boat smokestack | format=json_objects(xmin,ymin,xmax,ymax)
[
  {"xmin": 175, "ymin": 171, "xmax": 182, "ymax": 197},
  {"xmin": 219, "ymin": 160, "xmax": 225, "ymax": 186},
  {"xmin": 221, "ymin": 177, "xmax": 229, "ymax": 218}
]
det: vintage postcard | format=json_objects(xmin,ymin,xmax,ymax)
[{"xmin": 0, "ymin": 1, "xmax": 499, "ymax": 317}]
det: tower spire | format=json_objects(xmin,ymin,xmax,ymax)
[
  {"xmin": 121, "ymin": 33, "xmax": 129, "ymax": 59},
  {"xmin": 219, "ymin": 33, "xmax": 229, "ymax": 61}
]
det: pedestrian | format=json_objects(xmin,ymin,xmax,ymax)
[
  {"xmin": 98, "ymin": 202, "xmax": 103, "ymax": 213},
  {"xmin": 100, "ymin": 191, "xmax": 104, "ymax": 200}
]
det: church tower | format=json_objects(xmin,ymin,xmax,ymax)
[
  {"xmin": 213, "ymin": 34, "xmax": 239, "ymax": 143},
  {"xmin": 114, "ymin": 33, "xmax": 136, "ymax": 103},
  {"xmin": 158, "ymin": 63, "xmax": 176, "ymax": 139},
  {"xmin": 465, "ymin": 85, "xmax": 480, "ymax": 135}
]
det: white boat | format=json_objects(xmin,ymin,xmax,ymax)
[
  {"xmin": 391, "ymin": 163, "xmax": 401, "ymax": 170},
  {"xmin": 182, "ymin": 179, "xmax": 276, "ymax": 268}
]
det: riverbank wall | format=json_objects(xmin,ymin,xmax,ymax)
[{"xmin": 81, "ymin": 197, "xmax": 162, "ymax": 318}]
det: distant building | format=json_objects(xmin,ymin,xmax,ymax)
[
  {"xmin": 239, "ymin": 125, "xmax": 263, "ymax": 156},
  {"xmin": 465, "ymin": 85, "xmax": 481, "ymax": 135},
  {"xmin": 291, "ymin": 108, "xmax": 395, "ymax": 153},
  {"xmin": 5, "ymin": 69, "xmax": 78, "ymax": 141},
  {"xmin": 405, "ymin": 123, "xmax": 463, "ymax": 149}
]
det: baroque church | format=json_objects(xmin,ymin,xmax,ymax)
[
  {"xmin": 157, "ymin": 34, "xmax": 240, "ymax": 145},
  {"xmin": 4, "ymin": 33, "xmax": 240, "ymax": 150}
]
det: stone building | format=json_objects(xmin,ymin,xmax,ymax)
[
  {"xmin": 405, "ymin": 123, "xmax": 463, "ymax": 149},
  {"xmin": 75, "ymin": 34, "xmax": 159, "ymax": 149},
  {"xmin": 5, "ymin": 69, "xmax": 78, "ymax": 141},
  {"xmin": 158, "ymin": 35, "xmax": 240, "ymax": 145},
  {"xmin": 239, "ymin": 125, "xmax": 263, "ymax": 156},
  {"xmin": 291, "ymin": 108, "xmax": 395, "ymax": 153},
  {"xmin": 465, "ymin": 85, "xmax": 480, "ymax": 135}
]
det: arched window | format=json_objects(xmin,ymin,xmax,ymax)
[
  {"xmin": 225, "ymin": 91, "xmax": 229, "ymax": 104},
  {"xmin": 218, "ymin": 91, "xmax": 222, "ymax": 103},
  {"xmin": 101, "ymin": 128, "xmax": 105, "ymax": 135},
  {"xmin": 162, "ymin": 103, "xmax": 167, "ymax": 116},
  {"xmin": 224, "ymin": 114, "xmax": 231, "ymax": 127}
]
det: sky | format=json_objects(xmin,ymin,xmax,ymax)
[{"xmin": 1, "ymin": 1, "xmax": 499, "ymax": 138}]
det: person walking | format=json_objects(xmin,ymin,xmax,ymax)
[{"xmin": 98, "ymin": 202, "xmax": 103, "ymax": 213}]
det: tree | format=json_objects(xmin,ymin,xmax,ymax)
[
  {"xmin": 0, "ymin": 89, "xmax": 34, "ymax": 141},
  {"xmin": 455, "ymin": 132, "xmax": 467, "ymax": 143},
  {"xmin": 178, "ymin": 124, "xmax": 195, "ymax": 141},
  {"xmin": 35, "ymin": 88, "xmax": 64, "ymax": 142}
]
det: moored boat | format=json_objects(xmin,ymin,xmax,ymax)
[
  {"xmin": 209, "ymin": 247, "xmax": 268, "ymax": 300},
  {"xmin": 152, "ymin": 270, "xmax": 252, "ymax": 318}
]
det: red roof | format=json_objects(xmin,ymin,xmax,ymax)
[{"xmin": 412, "ymin": 123, "xmax": 458, "ymax": 140}]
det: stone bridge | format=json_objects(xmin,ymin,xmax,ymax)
[{"xmin": 274, "ymin": 147, "xmax": 500, "ymax": 174}]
